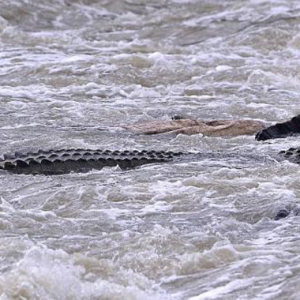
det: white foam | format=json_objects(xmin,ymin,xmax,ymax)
[
  {"xmin": 0, "ymin": 88, "xmax": 35, "ymax": 99},
  {"xmin": 189, "ymin": 279, "xmax": 255, "ymax": 300},
  {"xmin": 0, "ymin": 245, "xmax": 171, "ymax": 300},
  {"xmin": 0, "ymin": 16, "xmax": 8, "ymax": 33},
  {"xmin": 215, "ymin": 65, "xmax": 233, "ymax": 72}
]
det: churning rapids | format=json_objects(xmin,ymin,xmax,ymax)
[{"xmin": 2, "ymin": 0, "xmax": 300, "ymax": 299}]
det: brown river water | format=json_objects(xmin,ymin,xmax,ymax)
[{"xmin": 1, "ymin": 0, "xmax": 300, "ymax": 299}]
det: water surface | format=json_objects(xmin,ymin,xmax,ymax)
[{"xmin": 1, "ymin": 0, "xmax": 300, "ymax": 299}]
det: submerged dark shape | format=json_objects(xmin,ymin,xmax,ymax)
[
  {"xmin": 274, "ymin": 206, "xmax": 300, "ymax": 220},
  {"xmin": 0, "ymin": 149, "xmax": 184, "ymax": 175},
  {"xmin": 279, "ymin": 147, "xmax": 300, "ymax": 164},
  {"xmin": 255, "ymin": 115, "xmax": 300, "ymax": 141},
  {"xmin": 274, "ymin": 208, "xmax": 290, "ymax": 220}
]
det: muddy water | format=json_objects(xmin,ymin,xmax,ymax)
[{"xmin": 1, "ymin": 0, "xmax": 300, "ymax": 299}]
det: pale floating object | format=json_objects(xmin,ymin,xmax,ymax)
[{"xmin": 125, "ymin": 119, "xmax": 266, "ymax": 137}]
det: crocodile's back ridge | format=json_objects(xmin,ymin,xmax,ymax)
[{"xmin": 0, "ymin": 149, "xmax": 184, "ymax": 175}]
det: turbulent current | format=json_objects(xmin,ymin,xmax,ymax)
[{"xmin": 1, "ymin": 0, "xmax": 300, "ymax": 299}]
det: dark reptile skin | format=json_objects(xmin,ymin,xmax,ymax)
[
  {"xmin": 0, "ymin": 149, "xmax": 184, "ymax": 175},
  {"xmin": 1, "ymin": 146, "xmax": 299, "ymax": 175},
  {"xmin": 255, "ymin": 115, "xmax": 300, "ymax": 141},
  {"xmin": 279, "ymin": 147, "xmax": 300, "ymax": 164}
]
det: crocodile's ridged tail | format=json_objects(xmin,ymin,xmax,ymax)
[
  {"xmin": 279, "ymin": 147, "xmax": 300, "ymax": 164},
  {"xmin": 255, "ymin": 115, "xmax": 300, "ymax": 141},
  {"xmin": 0, "ymin": 149, "xmax": 184, "ymax": 175}
]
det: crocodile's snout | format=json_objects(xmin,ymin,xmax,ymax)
[{"xmin": 256, "ymin": 115, "xmax": 300, "ymax": 141}]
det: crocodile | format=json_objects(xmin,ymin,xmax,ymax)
[
  {"xmin": 0, "ymin": 149, "xmax": 185, "ymax": 175},
  {"xmin": 1, "ymin": 115, "xmax": 300, "ymax": 176},
  {"xmin": 0, "ymin": 146, "xmax": 297, "ymax": 176}
]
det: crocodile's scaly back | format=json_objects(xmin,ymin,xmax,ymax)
[{"xmin": 0, "ymin": 149, "xmax": 184, "ymax": 175}]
